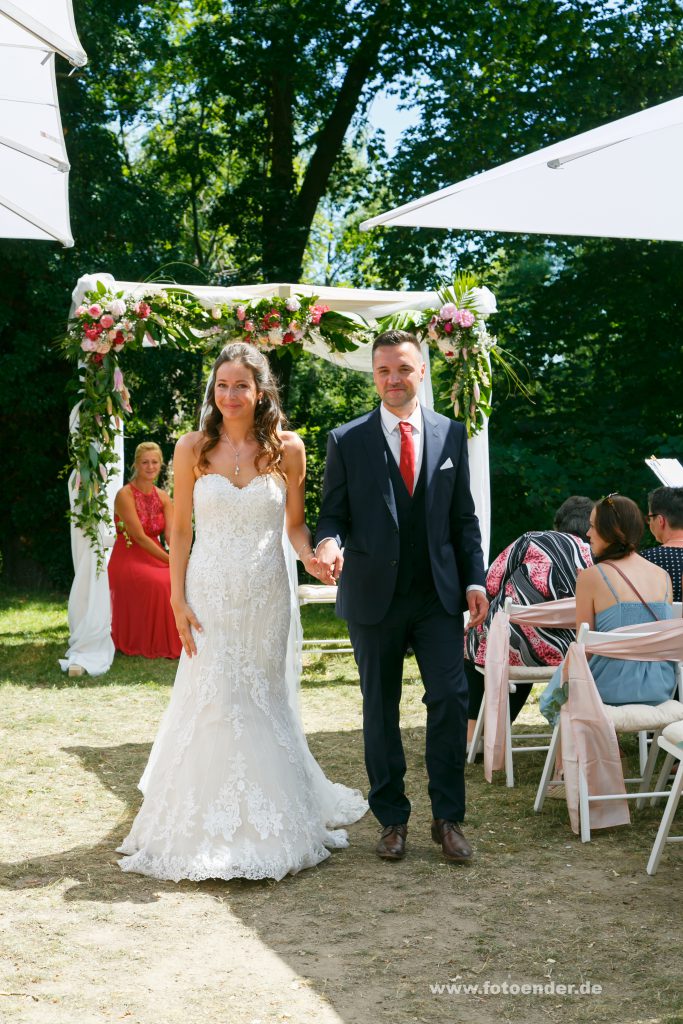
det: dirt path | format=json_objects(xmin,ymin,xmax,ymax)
[{"xmin": 1, "ymin": 679, "xmax": 681, "ymax": 1024}]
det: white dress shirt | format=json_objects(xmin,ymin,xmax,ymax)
[{"xmin": 380, "ymin": 402, "xmax": 424, "ymax": 480}]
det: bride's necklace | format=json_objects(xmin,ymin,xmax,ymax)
[{"xmin": 219, "ymin": 433, "xmax": 245, "ymax": 477}]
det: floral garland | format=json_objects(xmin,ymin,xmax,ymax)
[
  {"xmin": 60, "ymin": 275, "xmax": 527, "ymax": 565},
  {"xmin": 60, "ymin": 282, "xmax": 363, "ymax": 565}
]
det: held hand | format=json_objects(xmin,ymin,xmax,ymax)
[
  {"xmin": 315, "ymin": 539, "xmax": 344, "ymax": 583},
  {"xmin": 466, "ymin": 590, "xmax": 489, "ymax": 628},
  {"xmin": 173, "ymin": 602, "xmax": 203, "ymax": 657},
  {"xmin": 304, "ymin": 553, "xmax": 337, "ymax": 585}
]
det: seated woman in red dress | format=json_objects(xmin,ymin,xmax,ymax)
[{"xmin": 108, "ymin": 442, "xmax": 181, "ymax": 659}]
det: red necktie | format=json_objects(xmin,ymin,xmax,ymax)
[{"xmin": 398, "ymin": 421, "xmax": 415, "ymax": 496}]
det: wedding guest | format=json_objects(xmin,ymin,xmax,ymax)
[
  {"xmin": 540, "ymin": 494, "xmax": 676, "ymax": 724},
  {"xmin": 108, "ymin": 441, "xmax": 181, "ymax": 659},
  {"xmin": 641, "ymin": 486, "xmax": 683, "ymax": 601},
  {"xmin": 465, "ymin": 496, "xmax": 593, "ymax": 740}
]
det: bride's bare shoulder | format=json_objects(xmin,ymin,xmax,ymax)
[
  {"xmin": 175, "ymin": 430, "xmax": 204, "ymax": 453},
  {"xmin": 279, "ymin": 429, "xmax": 304, "ymax": 454}
]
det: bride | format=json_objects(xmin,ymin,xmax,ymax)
[{"xmin": 117, "ymin": 342, "xmax": 367, "ymax": 881}]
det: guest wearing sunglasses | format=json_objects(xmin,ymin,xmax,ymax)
[{"xmin": 641, "ymin": 487, "xmax": 683, "ymax": 602}]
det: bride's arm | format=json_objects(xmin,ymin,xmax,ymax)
[
  {"xmin": 281, "ymin": 432, "xmax": 331, "ymax": 582},
  {"xmin": 170, "ymin": 433, "xmax": 203, "ymax": 656}
]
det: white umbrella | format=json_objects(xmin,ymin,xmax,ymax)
[
  {"xmin": 360, "ymin": 96, "xmax": 683, "ymax": 242},
  {"xmin": 0, "ymin": 1, "xmax": 86, "ymax": 246}
]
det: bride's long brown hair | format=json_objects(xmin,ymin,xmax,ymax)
[{"xmin": 197, "ymin": 342, "xmax": 286, "ymax": 477}]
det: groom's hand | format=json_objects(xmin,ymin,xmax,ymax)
[
  {"xmin": 315, "ymin": 538, "xmax": 344, "ymax": 583},
  {"xmin": 466, "ymin": 589, "xmax": 489, "ymax": 628}
]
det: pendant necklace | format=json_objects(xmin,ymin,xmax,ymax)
[{"xmin": 220, "ymin": 433, "xmax": 244, "ymax": 477}]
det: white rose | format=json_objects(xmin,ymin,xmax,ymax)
[
  {"xmin": 285, "ymin": 297, "xmax": 300, "ymax": 312},
  {"xmin": 268, "ymin": 328, "xmax": 284, "ymax": 345},
  {"xmin": 107, "ymin": 298, "xmax": 127, "ymax": 318}
]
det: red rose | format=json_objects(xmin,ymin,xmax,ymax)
[
  {"xmin": 282, "ymin": 332, "xmax": 295, "ymax": 345},
  {"xmin": 92, "ymin": 353, "xmax": 104, "ymax": 365}
]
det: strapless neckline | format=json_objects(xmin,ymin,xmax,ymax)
[{"xmin": 197, "ymin": 472, "xmax": 284, "ymax": 494}]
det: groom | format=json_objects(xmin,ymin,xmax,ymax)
[{"xmin": 315, "ymin": 330, "xmax": 488, "ymax": 862}]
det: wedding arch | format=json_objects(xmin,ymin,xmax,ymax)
[{"xmin": 59, "ymin": 271, "xmax": 500, "ymax": 675}]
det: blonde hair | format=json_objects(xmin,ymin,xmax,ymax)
[{"xmin": 130, "ymin": 441, "xmax": 164, "ymax": 481}]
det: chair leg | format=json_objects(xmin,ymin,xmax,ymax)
[
  {"xmin": 534, "ymin": 723, "xmax": 560, "ymax": 812},
  {"xmin": 467, "ymin": 698, "xmax": 485, "ymax": 765},
  {"xmin": 646, "ymin": 759, "xmax": 683, "ymax": 875},
  {"xmin": 505, "ymin": 694, "xmax": 514, "ymax": 788},
  {"xmin": 650, "ymin": 752, "xmax": 675, "ymax": 806},
  {"xmin": 638, "ymin": 730, "xmax": 650, "ymax": 776},
  {"xmin": 636, "ymin": 729, "xmax": 664, "ymax": 810},
  {"xmin": 578, "ymin": 766, "xmax": 591, "ymax": 843}
]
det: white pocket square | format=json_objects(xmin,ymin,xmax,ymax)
[{"xmin": 440, "ymin": 457, "xmax": 454, "ymax": 470}]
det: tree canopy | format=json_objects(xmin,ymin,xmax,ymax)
[{"xmin": 1, "ymin": 0, "xmax": 682, "ymax": 585}]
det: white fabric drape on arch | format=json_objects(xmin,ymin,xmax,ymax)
[{"xmin": 60, "ymin": 273, "xmax": 491, "ymax": 675}]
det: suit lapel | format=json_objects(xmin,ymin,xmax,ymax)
[
  {"xmin": 363, "ymin": 407, "xmax": 398, "ymax": 528},
  {"xmin": 422, "ymin": 405, "xmax": 446, "ymax": 515}
]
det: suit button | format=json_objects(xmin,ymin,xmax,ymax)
[{"xmin": 390, "ymin": 560, "xmax": 398, "ymax": 566}]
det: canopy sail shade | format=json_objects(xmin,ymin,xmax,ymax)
[
  {"xmin": 360, "ymin": 96, "xmax": 683, "ymax": 243},
  {"xmin": 0, "ymin": 1, "xmax": 86, "ymax": 246}
]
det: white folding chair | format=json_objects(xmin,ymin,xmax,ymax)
[
  {"xmin": 637, "ymin": 601, "xmax": 682, "ymax": 773},
  {"xmin": 646, "ymin": 720, "xmax": 683, "ymax": 874},
  {"xmin": 467, "ymin": 597, "xmax": 557, "ymax": 787},
  {"xmin": 534, "ymin": 621, "xmax": 683, "ymax": 842},
  {"xmin": 297, "ymin": 584, "xmax": 353, "ymax": 655}
]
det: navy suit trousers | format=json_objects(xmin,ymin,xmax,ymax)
[{"xmin": 347, "ymin": 585, "xmax": 467, "ymax": 826}]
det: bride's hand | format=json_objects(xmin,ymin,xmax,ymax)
[
  {"xmin": 304, "ymin": 553, "xmax": 336, "ymax": 585},
  {"xmin": 172, "ymin": 601, "xmax": 203, "ymax": 657}
]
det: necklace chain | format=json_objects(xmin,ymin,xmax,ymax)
[{"xmin": 219, "ymin": 433, "xmax": 244, "ymax": 476}]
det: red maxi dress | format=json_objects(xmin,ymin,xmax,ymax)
[{"xmin": 108, "ymin": 485, "xmax": 181, "ymax": 659}]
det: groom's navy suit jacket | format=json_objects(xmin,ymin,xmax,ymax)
[{"xmin": 315, "ymin": 405, "xmax": 486, "ymax": 625}]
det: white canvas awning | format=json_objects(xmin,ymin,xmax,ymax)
[
  {"xmin": 361, "ymin": 96, "xmax": 683, "ymax": 242},
  {"xmin": 0, "ymin": 1, "xmax": 86, "ymax": 246}
]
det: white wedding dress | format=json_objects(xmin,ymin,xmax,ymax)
[{"xmin": 117, "ymin": 472, "xmax": 367, "ymax": 882}]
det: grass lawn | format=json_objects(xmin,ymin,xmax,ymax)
[{"xmin": 0, "ymin": 585, "xmax": 681, "ymax": 1024}]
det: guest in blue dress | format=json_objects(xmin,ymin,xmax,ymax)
[{"xmin": 540, "ymin": 494, "xmax": 676, "ymax": 724}]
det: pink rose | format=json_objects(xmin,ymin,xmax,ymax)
[
  {"xmin": 244, "ymin": 320, "xmax": 255, "ymax": 332},
  {"xmin": 453, "ymin": 308, "xmax": 475, "ymax": 328},
  {"xmin": 439, "ymin": 303, "xmax": 457, "ymax": 321},
  {"xmin": 100, "ymin": 314, "xmax": 114, "ymax": 329},
  {"xmin": 310, "ymin": 303, "xmax": 330, "ymax": 325},
  {"xmin": 88, "ymin": 304, "xmax": 103, "ymax": 318},
  {"xmin": 236, "ymin": 306, "xmax": 246, "ymax": 321},
  {"xmin": 443, "ymin": 321, "xmax": 453, "ymax": 334},
  {"xmin": 75, "ymin": 305, "xmax": 88, "ymax": 317},
  {"xmin": 80, "ymin": 338, "xmax": 97, "ymax": 352},
  {"xmin": 134, "ymin": 301, "xmax": 151, "ymax": 319}
]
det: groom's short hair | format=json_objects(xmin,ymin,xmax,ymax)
[{"xmin": 372, "ymin": 329, "xmax": 422, "ymax": 357}]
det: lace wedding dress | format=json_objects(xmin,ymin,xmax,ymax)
[{"xmin": 117, "ymin": 472, "xmax": 367, "ymax": 882}]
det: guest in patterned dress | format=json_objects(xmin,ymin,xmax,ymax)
[
  {"xmin": 641, "ymin": 487, "xmax": 683, "ymax": 602},
  {"xmin": 108, "ymin": 442, "xmax": 181, "ymax": 659},
  {"xmin": 465, "ymin": 496, "xmax": 594, "ymax": 738}
]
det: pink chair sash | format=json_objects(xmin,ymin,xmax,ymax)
[
  {"xmin": 483, "ymin": 599, "xmax": 577, "ymax": 782},
  {"xmin": 558, "ymin": 619, "xmax": 683, "ymax": 834}
]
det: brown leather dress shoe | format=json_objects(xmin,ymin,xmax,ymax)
[
  {"xmin": 376, "ymin": 824, "xmax": 408, "ymax": 860},
  {"xmin": 431, "ymin": 819, "xmax": 473, "ymax": 863}
]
